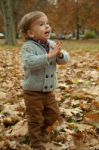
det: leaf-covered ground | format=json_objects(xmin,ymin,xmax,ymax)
[{"xmin": 0, "ymin": 47, "xmax": 99, "ymax": 150}]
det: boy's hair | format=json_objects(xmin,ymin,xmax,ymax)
[{"xmin": 18, "ymin": 11, "xmax": 46, "ymax": 39}]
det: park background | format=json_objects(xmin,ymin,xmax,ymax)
[
  {"xmin": 0, "ymin": 0, "xmax": 99, "ymax": 150},
  {"xmin": 0, "ymin": 0, "xmax": 99, "ymax": 44}
]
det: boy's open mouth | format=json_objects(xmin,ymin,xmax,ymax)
[{"xmin": 45, "ymin": 31, "xmax": 50, "ymax": 36}]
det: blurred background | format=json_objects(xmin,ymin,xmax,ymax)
[
  {"xmin": 0, "ymin": 2, "xmax": 99, "ymax": 149},
  {"xmin": 0, "ymin": 0, "xmax": 99, "ymax": 45}
]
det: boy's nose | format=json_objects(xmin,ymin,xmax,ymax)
[
  {"xmin": 46, "ymin": 24, "xmax": 49, "ymax": 28},
  {"xmin": 46, "ymin": 24, "xmax": 50, "ymax": 29}
]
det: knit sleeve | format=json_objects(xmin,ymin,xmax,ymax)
[
  {"xmin": 56, "ymin": 50, "xmax": 70, "ymax": 65},
  {"xmin": 21, "ymin": 45, "xmax": 49, "ymax": 70}
]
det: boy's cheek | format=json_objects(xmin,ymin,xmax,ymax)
[{"xmin": 50, "ymin": 27, "xmax": 52, "ymax": 32}]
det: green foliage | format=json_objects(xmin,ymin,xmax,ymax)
[{"xmin": 83, "ymin": 30, "xmax": 97, "ymax": 39}]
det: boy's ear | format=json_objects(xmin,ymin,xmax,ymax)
[{"xmin": 27, "ymin": 30, "xmax": 34, "ymax": 38}]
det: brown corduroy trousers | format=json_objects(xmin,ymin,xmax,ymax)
[{"xmin": 23, "ymin": 90, "xmax": 60, "ymax": 148}]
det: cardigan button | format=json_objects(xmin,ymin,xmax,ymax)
[
  {"xmin": 50, "ymin": 62, "xmax": 52, "ymax": 65},
  {"xmin": 51, "ymin": 74, "xmax": 53, "ymax": 77},
  {"xmin": 50, "ymin": 85, "xmax": 53, "ymax": 88},
  {"xmin": 46, "ymin": 75, "xmax": 48, "ymax": 78},
  {"xmin": 45, "ymin": 86, "xmax": 48, "ymax": 89}
]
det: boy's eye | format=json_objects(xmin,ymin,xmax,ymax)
[
  {"xmin": 40, "ymin": 23, "xmax": 44, "ymax": 26},
  {"xmin": 39, "ymin": 22, "xmax": 49, "ymax": 26}
]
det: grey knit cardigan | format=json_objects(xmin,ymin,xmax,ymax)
[{"xmin": 21, "ymin": 39, "xmax": 70, "ymax": 92}]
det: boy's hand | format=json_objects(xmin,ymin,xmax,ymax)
[{"xmin": 47, "ymin": 41, "xmax": 62, "ymax": 59}]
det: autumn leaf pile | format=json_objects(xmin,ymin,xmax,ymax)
[{"xmin": 0, "ymin": 48, "xmax": 99, "ymax": 150}]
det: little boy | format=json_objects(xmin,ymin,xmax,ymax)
[{"xmin": 19, "ymin": 11, "xmax": 70, "ymax": 150}]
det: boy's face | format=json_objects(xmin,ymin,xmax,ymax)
[{"xmin": 28, "ymin": 15, "xmax": 51, "ymax": 42}]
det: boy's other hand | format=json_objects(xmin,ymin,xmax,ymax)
[{"xmin": 47, "ymin": 41, "xmax": 62, "ymax": 59}]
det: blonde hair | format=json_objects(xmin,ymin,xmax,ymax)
[{"xmin": 18, "ymin": 11, "xmax": 46, "ymax": 40}]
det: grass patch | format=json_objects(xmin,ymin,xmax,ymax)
[
  {"xmin": 0, "ymin": 45, "xmax": 21, "ymax": 51},
  {"xmin": 0, "ymin": 39, "xmax": 22, "ymax": 51},
  {"xmin": 0, "ymin": 39, "xmax": 99, "ymax": 51},
  {"xmin": 62, "ymin": 39, "xmax": 99, "ymax": 51}
]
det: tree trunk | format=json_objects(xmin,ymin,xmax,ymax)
[
  {"xmin": 75, "ymin": 0, "xmax": 80, "ymax": 40},
  {"xmin": 0, "ymin": 0, "xmax": 16, "ymax": 45}
]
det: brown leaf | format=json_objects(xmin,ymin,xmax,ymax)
[
  {"xmin": 80, "ymin": 102, "xmax": 90, "ymax": 111},
  {"xmin": 71, "ymin": 89, "xmax": 94, "ymax": 100},
  {"xmin": 84, "ymin": 112, "xmax": 99, "ymax": 127}
]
